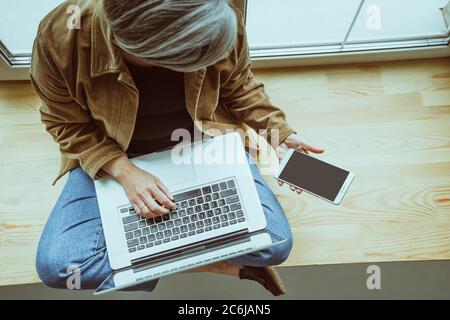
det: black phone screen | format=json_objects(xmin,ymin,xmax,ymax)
[{"xmin": 278, "ymin": 151, "xmax": 350, "ymax": 201}]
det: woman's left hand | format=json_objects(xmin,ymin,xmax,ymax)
[{"xmin": 276, "ymin": 133, "xmax": 324, "ymax": 194}]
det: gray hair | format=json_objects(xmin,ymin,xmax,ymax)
[{"xmin": 103, "ymin": 0, "xmax": 238, "ymax": 72}]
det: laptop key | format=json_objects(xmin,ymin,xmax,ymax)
[
  {"xmin": 139, "ymin": 236, "xmax": 147, "ymax": 244},
  {"xmin": 220, "ymin": 215, "xmax": 228, "ymax": 222},
  {"xmin": 120, "ymin": 207, "xmax": 129, "ymax": 213},
  {"xmin": 199, "ymin": 212, "xmax": 206, "ymax": 219},
  {"xmin": 222, "ymin": 206, "xmax": 230, "ymax": 213},
  {"xmin": 142, "ymin": 227, "xmax": 150, "ymax": 235},
  {"xmin": 150, "ymin": 225, "xmax": 158, "ymax": 233},
  {"xmin": 202, "ymin": 186, "xmax": 212, "ymax": 194},
  {"xmin": 170, "ymin": 212, "xmax": 178, "ymax": 219},
  {"xmin": 187, "ymin": 208, "xmax": 194, "ymax": 215},
  {"xmin": 227, "ymin": 179, "xmax": 235, "ymax": 188},
  {"xmin": 210, "ymin": 201, "xmax": 218, "ymax": 208},
  {"xmin": 154, "ymin": 216, "xmax": 162, "ymax": 223},
  {"xmin": 174, "ymin": 188, "xmax": 202, "ymax": 202},
  {"xmin": 212, "ymin": 184, "xmax": 220, "ymax": 192},
  {"xmin": 180, "ymin": 233, "xmax": 188, "ymax": 238},
  {"xmin": 220, "ymin": 188, "xmax": 237, "ymax": 198},
  {"xmin": 156, "ymin": 232, "xmax": 164, "ymax": 239},
  {"xmin": 127, "ymin": 239, "xmax": 139, "ymax": 248},
  {"xmin": 221, "ymin": 222, "xmax": 229, "ymax": 227},
  {"xmin": 205, "ymin": 226, "xmax": 212, "ymax": 232},
  {"xmin": 204, "ymin": 195, "xmax": 212, "ymax": 202},
  {"xmin": 125, "ymin": 232, "xmax": 133, "ymax": 240},
  {"xmin": 155, "ymin": 240, "xmax": 162, "ymax": 246},
  {"xmin": 134, "ymin": 230, "xmax": 142, "ymax": 237},
  {"xmin": 137, "ymin": 245, "xmax": 145, "ymax": 250},
  {"xmin": 238, "ymin": 218, "xmax": 245, "ymax": 223},
  {"xmin": 202, "ymin": 203, "xmax": 210, "ymax": 210},
  {"xmin": 228, "ymin": 212, "xmax": 236, "ymax": 220},
  {"xmin": 171, "ymin": 236, "xmax": 179, "ymax": 241},
  {"xmin": 122, "ymin": 214, "xmax": 139, "ymax": 224},
  {"xmin": 163, "ymin": 214, "xmax": 170, "ymax": 221},
  {"xmin": 164, "ymin": 230, "xmax": 172, "ymax": 237},
  {"xmin": 194, "ymin": 205, "xmax": 202, "ymax": 213},
  {"xmin": 188, "ymin": 223, "xmax": 196, "ymax": 231},
  {"xmin": 191, "ymin": 214, "xmax": 199, "ymax": 222},
  {"xmin": 212, "ymin": 193, "xmax": 220, "ymax": 200},
  {"xmin": 188, "ymin": 231, "xmax": 196, "ymax": 236},
  {"xmin": 218, "ymin": 199, "xmax": 226, "ymax": 206},
  {"xmin": 188, "ymin": 199, "xmax": 196, "ymax": 206},
  {"xmin": 158, "ymin": 224, "xmax": 166, "ymax": 231},
  {"xmin": 196, "ymin": 229, "xmax": 204, "ymax": 234},
  {"xmin": 226, "ymin": 195, "xmax": 239, "ymax": 204},
  {"xmin": 163, "ymin": 238, "xmax": 170, "ymax": 243},
  {"xmin": 196, "ymin": 197, "xmax": 204, "ymax": 204},
  {"xmin": 146, "ymin": 218, "xmax": 155, "ymax": 225},
  {"xmin": 129, "ymin": 248, "xmax": 136, "ymax": 253},
  {"xmin": 206, "ymin": 210, "xmax": 214, "ymax": 217},
  {"xmin": 180, "ymin": 225, "xmax": 188, "ymax": 233},
  {"xmin": 166, "ymin": 221, "xmax": 174, "ymax": 228},
  {"xmin": 230, "ymin": 203, "xmax": 242, "ymax": 211},
  {"xmin": 205, "ymin": 219, "xmax": 212, "ymax": 226},
  {"xmin": 196, "ymin": 221, "xmax": 204, "ymax": 228},
  {"xmin": 173, "ymin": 227, "xmax": 180, "ymax": 235},
  {"xmin": 213, "ymin": 224, "xmax": 220, "ymax": 229},
  {"xmin": 212, "ymin": 217, "xmax": 220, "ymax": 224},
  {"xmin": 219, "ymin": 182, "xmax": 227, "ymax": 190},
  {"xmin": 178, "ymin": 209, "xmax": 186, "ymax": 217},
  {"xmin": 138, "ymin": 220, "xmax": 146, "ymax": 228},
  {"xmin": 214, "ymin": 208, "xmax": 221, "ymax": 215},
  {"xmin": 148, "ymin": 234, "xmax": 156, "ymax": 241},
  {"xmin": 146, "ymin": 243, "xmax": 154, "ymax": 248},
  {"xmin": 230, "ymin": 220, "xmax": 237, "ymax": 225},
  {"xmin": 182, "ymin": 217, "xmax": 190, "ymax": 224},
  {"xmin": 175, "ymin": 218, "xmax": 182, "ymax": 226},
  {"xmin": 124, "ymin": 222, "xmax": 138, "ymax": 232},
  {"xmin": 181, "ymin": 201, "xmax": 188, "ymax": 208}
]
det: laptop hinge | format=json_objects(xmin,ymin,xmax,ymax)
[{"xmin": 131, "ymin": 229, "xmax": 249, "ymax": 267}]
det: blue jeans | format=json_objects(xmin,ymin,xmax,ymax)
[{"xmin": 36, "ymin": 154, "xmax": 293, "ymax": 291}]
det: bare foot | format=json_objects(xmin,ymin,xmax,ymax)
[{"xmin": 184, "ymin": 261, "xmax": 242, "ymax": 277}]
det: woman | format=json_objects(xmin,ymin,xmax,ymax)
[{"xmin": 31, "ymin": 0, "xmax": 323, "ymax": 296}]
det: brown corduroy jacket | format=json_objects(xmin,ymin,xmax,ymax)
[{"xmin": 30, "ymin": 0, "xmax": 295, "ymax": 184}]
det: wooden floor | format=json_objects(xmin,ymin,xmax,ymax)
[{"xmin": 0, "ymin": 58, "xmax": 449, "ymax": 286}]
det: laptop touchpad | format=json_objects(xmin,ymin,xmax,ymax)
[{"xmin": 146, "ymin": 151, "xmax": 196, "ymax": 187}]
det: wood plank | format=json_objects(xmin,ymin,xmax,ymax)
[{"xmin": 0, "ymin": 58, "xmax": 449, "ymax": 286}]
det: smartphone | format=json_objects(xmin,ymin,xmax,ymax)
[{"xmin": 274, "ymin": 149, "xmax": 354, "ymax": 205}]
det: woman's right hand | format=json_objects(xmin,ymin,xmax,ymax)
[{"xmin": 102, "ymin": 156, "xmax": 176, "ymax": 218}]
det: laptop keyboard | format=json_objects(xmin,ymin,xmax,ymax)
[{"xmin": 120, "ymin": 178, "xmax": 246, "ymax": 253}]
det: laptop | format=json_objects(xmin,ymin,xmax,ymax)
[{"xmin": 93, "ymin": 132, "xmax": 286, "ymax": 294}]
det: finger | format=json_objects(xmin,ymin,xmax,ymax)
[
  {"xmin": 278, "ymin": 180, "xmax": 283, "ymax": 186},
  {"xmin": 139, "ymin": 204, "xmax": 154, "ymax": 218},
  {"xmin": 296, "ymin": 188, "xmax": 302, "ymax": 194},
  {"xmin": 143, "ymin": 193, "xmax": 170, "ymax": 215},
  {"xmin": 134, "ymin": 200, "xmax": 153, "ymax": 218},
  {"xmin": 151, "ymin": 186, "xmax": 176, "ymax": 210},
  {"xmin": 290, "ymin": 185, "xmax": 296, "ymax": 192},
  {"xmin": 131, "ymin": 201, "xmax": 142, "ymax": 215},
  {"xmin": 155, "ymin": 179, "xmax": 175, "ymax": 202},
  {"xmin": 304, "ymin": 144, "xmax": 324, "ymax": 154},
  {"xmin": 301, "ymin": 148, "xmax": 310, "ymax": 155}
]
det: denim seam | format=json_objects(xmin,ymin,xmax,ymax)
[{"xmin": 94, "ymin": 222, "xmax": 106, "ymax": 253}]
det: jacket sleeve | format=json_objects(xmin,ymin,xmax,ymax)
[
  {"xmin": 30, "ymin": 33, "xmax": 126, "ymax": 180},
  {"xmin": 219, "ymin": 13, "xmax": 296, "ymax": 144}
]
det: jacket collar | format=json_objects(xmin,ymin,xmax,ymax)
[{"xmin": 90, "ymin": 0, "xmax": 122, "ymax": 77}]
